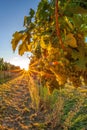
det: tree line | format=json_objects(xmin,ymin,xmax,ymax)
[{"xmin": 0, "ymin": 58, "xmax": 20, "ymax": 71}]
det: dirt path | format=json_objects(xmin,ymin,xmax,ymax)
[{"xmin": 0, "ymin": 73, "xmax": 46, "ymax": 130}]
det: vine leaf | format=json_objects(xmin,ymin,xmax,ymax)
[
  {"xmin": 29, "ymin": 8, "xmax": 35, "ymax": 17},
  {"xmin": 65, "ymin": 6, "xmax": 87, "ymax": 15},
  {"xmin": 24, "ymin": 8, "xmax": 35, "ymax": 27},
  {"xmin": 11, "ymin": 32, "xmax": 23, "ymax": 51},
  {"xmin": 64, "ymin": 16, "xmax": 74, "ymax": 30},
  {"xmin": 73, "ymin": 15, "xmax": 83, "ymax": 28},
  {"xmin": 18, "ymin": 43, "xmax": 28, "ymax": 55},
  {"xmin": 24, "ymin": 16, "xmax": 31, "ymax": 27},
  {"xmin": 71, "ymin": 46, "xmax": 87, "ymax": 69},
  {"xmin": 40, "ymin": 36, "xmax": 51, "ymax": 50},
  {"xmin": 65, "ymin": 33, "xmax": 77, "ymax": 48},
  {"xmin": 11, "ymin": 31, "xmax": 31, "ymax": 55}
]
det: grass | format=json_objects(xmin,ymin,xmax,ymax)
[
  {"xmin": 34, "ymin": 86, "xmax": 87, "ymax": 130},
  {"xmin": 22, "ymin": 72, "xmax": 87, "ymax": 130}
]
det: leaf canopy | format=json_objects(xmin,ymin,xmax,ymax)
[{"xmin": 11, "ymin": 0, "xmax": 87, "ymax": 89}]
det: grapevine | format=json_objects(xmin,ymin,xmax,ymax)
[{"xmin": 11, "ymin": 0, "xmax": 87, "ymax": 93}]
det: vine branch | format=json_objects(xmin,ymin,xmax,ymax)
[{"xmin": 55, "ymin": 0, "xmax": 65, "ymax": 50}]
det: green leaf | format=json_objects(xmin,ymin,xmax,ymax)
[
  {"xmin": 73, "ymin": 15, "xmax": 83, "ymax": 28},
  {"xmin": 71, "ymin": 46, "xmax": 87, "ymax": 69},
  {"xmin": 65, "ymin": 6, "xmax": 87, "ymax": 15},
  {"xmin": 29, "ymin": 8, "xmax": 35, "ymax": 18},
  {"xmin": 24, "ymin": 8, "xmax": 35, "ymax": 27},
  {"xmin": 24, "ymin": 16, "xmax": 31, "ymax": 26},
  {"xmin": 73, "ymin": 6, "xmax": 87, "ymax": 14}
]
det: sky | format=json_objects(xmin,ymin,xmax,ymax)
[{"xmin": 0, "ymin": 0, "xmax": 40, "ymax": 70}]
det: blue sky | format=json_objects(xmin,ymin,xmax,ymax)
[{"xmin": 0, "ymin": 0, "xmax": 40, "ymax": 69}]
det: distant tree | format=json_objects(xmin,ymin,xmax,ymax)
[
  {"xmin": 0, "ymin": 58, "xmax": 20, "ymax": 71},
  {"xmin": 0, "ymin": 58, "xmax": 4, "ymax": 71}
]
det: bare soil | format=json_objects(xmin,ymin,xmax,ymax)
[{"xmin": 0, "ymin": 74, "xmax": 47, "ymax": 130}]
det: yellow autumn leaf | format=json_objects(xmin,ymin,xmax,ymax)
[
  {"xmin": 40, "ymin": 37, "xmax": 46, "ymax": 49},
  {"xmin": 65, "ymin": 33, "xmax": 77, "ymax": 48},
  {"xmin": 41, "ymin": 36, "xmax": 51, "ymax": 49},
  {"xmin": 64, "ymin": 16, "xmax": 74, "ymax": 30},
  {"xmin": 27, "ymin": 44, "xmax": 32, "ymax": 51},
  {"xmin": 18, "ymin": 43, "xmax": 28, "ymax": 55},
  {"xmin": 11, "ymin": 32, "xmax": 23, "ymax": 51}
]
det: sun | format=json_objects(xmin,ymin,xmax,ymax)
[{"xmin": 21, "ymin": 64, "xmax": 29, "ymax": 71}]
